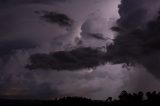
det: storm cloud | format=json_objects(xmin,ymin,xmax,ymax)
[
  {"xmin": 0, "ymin": 0, "xmax": 124, "ymax": 100},
  {"xmin": 117, "ymin": 0, "xmax": 160, "ymax": 31},
  {"xmin": 2, "ymin": 0, "xmax": 160, "ymax": 100},
  {"xmin": 107, "ymin": 0, "xmax": 160, "ymax": 78},
  {"xmin": 26, "ymin": 47, "xmax": 106, "ymax": 71}
]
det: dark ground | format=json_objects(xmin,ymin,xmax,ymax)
[{"xmin": 0, "ymin": 91, "xmax": 160, "ymax": 106}]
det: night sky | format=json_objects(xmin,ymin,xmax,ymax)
[{"xmin": 1, "ymin": 0, "xmax": 160, "ymax": 100}]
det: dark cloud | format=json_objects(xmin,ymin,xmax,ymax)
[
  {"xmin": 87, "ymin": 33, "xmax": 107, "ymax": 41},
  {"xmin": 107, "ymin": 8, "xmax": 160, "ymax": 78},
  {"xmin": 0, "ymin": 0, "xmax": 67, "ymax": 4},
  {"xmin": 118, "ymin": 1, "xmax": 147, "ymax": 30},
  {"xmin": 26, "ymin": 47, "xmax": 106, "ymax": 71},
  {"xmin": 117, "ymin": 0, "xmax": 160, "ymax": 31},
  {"xmin": 38, "ymin": 11, "xmax": 74, "ymax": 27},
  {"xmin": 87, "ymin": 33, "xmax": 114, "ymax": 41}
]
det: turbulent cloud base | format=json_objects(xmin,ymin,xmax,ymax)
[
  {"xmin": 26, "ymin": 47, "xmax": 106, "ymax": 71},
  {"xmin": 107, "ymin": 0, "xmax": 160, "ymax": 78}
]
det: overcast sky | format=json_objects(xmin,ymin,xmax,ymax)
[{"xmin": 1, "ymin": 0, "xmax": 160, "ymax": 100}]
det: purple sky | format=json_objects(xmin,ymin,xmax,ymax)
[{"xmin": 1, "ymin": 0, "xmax": 160, "ymax": 100}]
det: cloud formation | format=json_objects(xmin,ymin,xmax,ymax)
[
  {"xmin": 26, "ymin": 47, "xmax": 106, "ymax": 71},
  {"xmin": 0, "ymin": 0, "xmax": 67, "ymax": 4},
  {"xmin": 39, "ymin": 11, "xmax": 74, "ymax": 27},
  {"xmin": 107, "ymin": 0, "xmax": 160, "ymax": 78},
  {"xmin": 117, "ymin": 0, "xmax": 160, "ymax": 31},
  {"xmin": 0, "ymin": 0, "xmax": 124, "ymax": 100}
]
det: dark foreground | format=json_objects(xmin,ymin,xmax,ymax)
[{"xmin": 1, "ymin": 91, "xmax": 160, "ymax": 106}]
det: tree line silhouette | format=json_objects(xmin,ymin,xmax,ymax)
[{"xmin": 1, "ymin": 90, "xmax": 160, "ymax": 106}]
